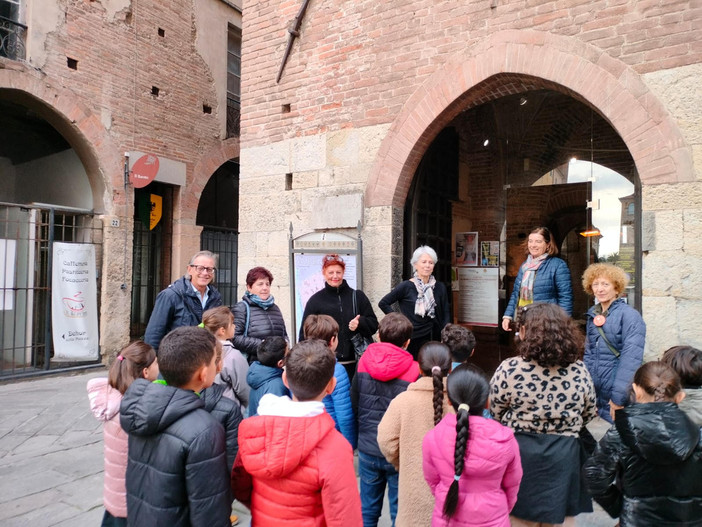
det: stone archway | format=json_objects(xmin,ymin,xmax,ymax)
[
  {"xmin": 0, "ymin": 67, "xmax": 120, "ymax": 214},
  {"xmin": 365, "ymin": 29, "xmax": 693, "ymax": 208}
]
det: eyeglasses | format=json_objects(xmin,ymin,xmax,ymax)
[
  {"xmin": 323, "ymin": 254, "xmax": 343, "ymax": 262},
  {"xmin": 190, "ymin": 265, "xmax": 216, "ymax": 275}
]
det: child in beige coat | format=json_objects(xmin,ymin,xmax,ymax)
[{"xmin": 377, "ymin": 342, "xmax": 453, "ymax": 527}]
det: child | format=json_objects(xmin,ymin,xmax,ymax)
[
  {"xmin": 377, "ymin": 341, "xmax": 453, "ymax": 527},
  {"xmin": 202, "ymin": 306, "xmax": 250, "ymax": 410},
  {"xmin": 232, "ymin": 339, "xmax": 362, "ymax": 526},
  {"xmin": 422, "ymin": 364, "xmax": 523, "ymax": 526},
  {"xmin": 661, "ymin": 345, "xmax": 702, "ymax": 426},
  {"xmin": 120, "ymin": 326, "xmax": 231, "ymax": 527},
  {"xmin": 246, "ymin": 335, "xmax": 290, "ymax": 416},
  {"xmin": 303, "ymin": 314, "xmax": 357, "ymax": 448},
  {"xmin": 351, "ymin": 312, "xmax": 420, "ymax": 527},
  {"xmin": 440, "ymin": 323, "xmax": 476, "ymax": 370},
  {"xmin": 585, "ymin": 361, "xmax": 702, "ymax": 526},
  {"xmin": 87, "ymin": 341, "xmax": 159, "ymax": 527}
]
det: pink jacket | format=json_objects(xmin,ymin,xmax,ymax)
[
  {"xmin": 422, "ymin": 414, "xmax": 522, "ymax": 527},
  {"xmin": 87, "ymin": 377, "xmax": 128, "ymax": 518}
]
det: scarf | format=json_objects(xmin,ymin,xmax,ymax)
[
  {"xmin": 245, "ymin": 291, "xmax": 276, "ymax": 310},
  {"xmin": 518, "ymin": 253, "xmax": 548, "ymax": 308},
  {"xmin": 413, "ymin": 271, "xmax": 436, "ymax": 319}
]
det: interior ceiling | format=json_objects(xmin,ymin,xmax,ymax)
[
  {"xmin": 449, "ymin": 77, "xmax": 636, "ymax": 183},
  {"xmin": 0, "ymin": 99, "xmax": 70, "ymax": 165}
]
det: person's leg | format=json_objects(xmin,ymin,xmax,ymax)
[
  {"xmin": 101, "ymin": 510, "xmax": 127, "ymax": 527},
  {"xmin": 358, "ymin": 452, "xmax": 386, "ymax": 527},
  {"xmin": 383, "ymin": 458, "xmax": 399, "ymax": 527}
]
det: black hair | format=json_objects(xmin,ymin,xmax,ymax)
[
  {"xmin": 158, "ymin": 326, "xmax": 216, "ymax": 388},
  {"xmin": 440, "ymin": 323, "xmax": 476, "ymax": 363},
  {"xmin": 661, "ymin": 345, "xmax": 702, "ymax": 388},
  {"xmin": 257, "ymin": 336, "xmax": 288, "ymax": 367},
  {"xmin": 442, "ymin": 364, "xmax": 490, "ymax": 518},
  {"xmin": 418, "ymin": 341, "xmax": 451, "ymax": 425},
  {"xmin": 285, "ymin": 339, "xmax": 336, "ymax": 401}
]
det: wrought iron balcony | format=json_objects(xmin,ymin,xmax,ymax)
[
  {"xmin": 0, "ymin": 15, "xmax": 26, "ymax": 61},
  {"xmin": 226, "ymin": 97, "xmax": 240, "ymax": 138}
]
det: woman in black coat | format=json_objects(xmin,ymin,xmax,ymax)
[
  {"xmin": 378, "ymin": 246, "xmax": 450, "ymax": 359},
  {"xmin": 299, "ymin": 254, "xmax": 378, "ymax": 381},
  {"xmin": 232, "ymin": 267, "xmax": 288, "ymax": 364},
  {"xmin": 584, "ymin": 361, "xmax": 702, "ymax": 526}
]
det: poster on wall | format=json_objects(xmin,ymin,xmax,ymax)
[
  {"xmin": 293, "ymin": 252, "xmax": 357, "ymax": 339},
  {"xmin": 51, "ymin": 242, "xmax": 99, "ymax": 361},
  {"xmin": 457, "ymin": 267, "xmax": 499, "ymax": 327},
  {"xmin": 455, "ymin": 232, "xmax": 478, "ymax": 266},
  {"xmin": 480, "ymin": 241, "xmax": 500, "ymax": 267},
  {"xmin": 0, "ymin": 239, "xmax": 16, "ymax": 310}
]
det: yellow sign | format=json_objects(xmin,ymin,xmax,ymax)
[{"xmin": 150, "ymin": 194, "xmax": 162, "ymax": 230}]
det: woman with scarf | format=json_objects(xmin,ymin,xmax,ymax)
[
  {"xmin": 379, "ymin": 246, "xmax": 450, "ymax": 360},
  {"xmin": 232, "ymin": 267, "xmax": 289, "ymax": 364},
  {"xmin": 501, "ymin": 226, "xmax": 573, "ymax": 332},
  {"xmin": 299, "ymin": 254, "xmax": 378, "ymax": 381}
]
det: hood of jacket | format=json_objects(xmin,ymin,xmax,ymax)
[
  {"xmin": 119, "ymin": 378, "xmax": 204, "ymax": 437},
  {"xmin": 616, "ymin": 402, "xmax": 700, "ymax": 464},
  {"xmin": 246, "ymin": 362, "xmax": 283, "ymax": 390},
  {"xmin": 360, "ymin": 342, "xmax": 417, "ymax": 381},
  {"xmin": 238, "ymin": 408, "xmax": 336, "ymax": 479},
  {"xmin": 200, "ymin": 382, "xmax": 226, "ymax": 412},
  {"xmin": 87, "ymin": 377, "xmax": 122, "ymax": 422}
]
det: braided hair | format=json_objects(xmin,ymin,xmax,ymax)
[
  {"xmin": 418, "ymin": 342, "xmax": 451, "ymax": 425},
  {"xmin": 443, "ymin": 364, "xmax": 490, "ymax": 518},
  {"xmin": 633, "ymin": 361, "xmax": 682, "ymax": 402}
]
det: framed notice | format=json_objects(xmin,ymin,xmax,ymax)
[
  {"xmin": 457, "ymin": 267, "xmax": 499, "ymax": 327},
  {"xmin": 455, "ymin": 232, "xmax": 478, "ymax": 266},
  {"xmin": 480, "ymin": 241, "xmax": 499, "ymax": 267}
]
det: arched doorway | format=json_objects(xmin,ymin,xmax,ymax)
[{"xmin": 0, "ymin": 94, "xmax": 102, "ymax": 376}]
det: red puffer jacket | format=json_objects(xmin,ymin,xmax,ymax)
[{"xmin": 232, "ymin": 401, "xmax": 362, "ymax": 527}]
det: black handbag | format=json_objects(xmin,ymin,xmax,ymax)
[{"xmin": 350, "ymin": 290, "xmax": 373, "ymax": 360}]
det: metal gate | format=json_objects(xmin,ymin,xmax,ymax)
[
  {"xmin": 0, "ymin": 203, "xmax": 102, "ymax": 378},
  {"xmin": 201, "ymin": 228, "xmax": 238, "ymax": 307}
]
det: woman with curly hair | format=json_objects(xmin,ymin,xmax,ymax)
[
  {"xmin": 490, "ymin": 302, "xmax": 597, "ymax": 527},
  {"xmin": 582, "ymin": 262, "xmax": 645, "ymax": 422}
]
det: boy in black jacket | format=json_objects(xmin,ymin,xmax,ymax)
[{"xmin": 120, "ymin": 326, "xmax": 231, "ymax": 527}]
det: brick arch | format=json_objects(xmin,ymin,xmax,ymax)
[
  {"xmin": 185, "ymin": 136, "xmax": 240, "ymax": 214},
  {"xmin": 0, "ymin": 67, "xmax": 121, "ymax": 214},
  {"xmin": 365, "ymin": 30, "xmax": 693, "ymax": 208}
]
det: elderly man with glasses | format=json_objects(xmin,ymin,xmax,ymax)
[{"xmin": 144, "ymin": 251, "xmax": 223, "ymax": 352}]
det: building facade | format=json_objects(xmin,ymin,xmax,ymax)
[{"xmin": 239, "ymin": 0, "xmax": 701, "ymax": 367}]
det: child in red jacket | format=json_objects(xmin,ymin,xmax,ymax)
[{"xmin": 232, "ymin": 339, "xmax": 362, "ymax": 527}]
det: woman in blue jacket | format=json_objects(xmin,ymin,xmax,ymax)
[
  {"xmin": 502, "ymin": 227, "xmax": 573, "ymax": 332},
  {"xmin": 582, "ymin": 263, "xmax": 645, "ymax": 422}
]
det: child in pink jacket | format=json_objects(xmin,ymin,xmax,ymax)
[
  {"xmin": 422, "ymin": 364, "xmax": 522, "ymax": 527},
  {"xmin": 87, "ymin": 341, "xmax": 159, "ymax": 526}
]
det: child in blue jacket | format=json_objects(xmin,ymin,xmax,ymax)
[{"xmin": 246, "ymin": 336, "xmax": 289, "ymax": 416}]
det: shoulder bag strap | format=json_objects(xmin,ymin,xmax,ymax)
[
  {"xmin": 243, "ymin": 301, "xmax": 251, "ymax": 337},
  {"xmin": 352, "ymin": 289, "xmax": 357, "ymax": 317},
  {"xmin": 596, "ymin": 325, "xmax": 620, "ymax": 358}
]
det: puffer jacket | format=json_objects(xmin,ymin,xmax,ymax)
[
  {"xmin": 215, "ymin": 340, "xmax": 250, "ymax": 409},
  {"xmin": 246, "ymin": 361, "xmax": 289, "ymax": 416},
  {"xmin": 584, "ymin": 299, "xmax": 645, "ymax": 421},
  {"xmin": 584, "ymin": 402, "xmax": 702, "ymax": 526},
  {"xmin": 87, "ymin": 378, "xmax": 128, "ymax": 518},
  {"xmin": 120, "ymin": 379, "xmax": 230, "ymax": 527},
  {"xmin": 423, "ymin": 414, "xmax": 523, "ymax": 527},
  {"xmin": 232, "ymin": 395, "xmax": 362, "ymax": 526},
  {"xmin": 679, "ymin": 388, "xmax": 702, "ymax": 427},
  {"xmin": 232, "ymin": 296, "xmax": 288, "ymax": 363},
  {"xmin": 351, "ymin": 342, "xmax": 420, "ymax": 457},
  {"xmin": 323, "ymin": 361, "xmax": 357, "ymax": 449},
  {"xmin": 299, "ymin": 280, "xmax": 379, "ymax": 363},
  {"xmin": 144, "ymin": 276, "xmax": 222, "ymax": 351},
  {"xmin": 201, "ymin": 383, "xmax": 243, "ymax": 473},
  {"xmin": 504, "ymin": 256, "xmax": 573, "ymax": 319}
]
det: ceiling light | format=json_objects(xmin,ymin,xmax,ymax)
[
  {"xmin": 519, "ymin": 97, "xmax": 527, "ymax": 106},
  {"xmin": 483, "ymin": 139, "xmax": 489, "ymax": 147},
  {"xmin": 579, "ymin": 229, "xmax": 601, "ymax": 237}
]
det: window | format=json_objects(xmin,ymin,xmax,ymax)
[
  {"xmin": 226, "ymin": 24, "xmax": 241, "ymax": 137},
  {"xmin": 0, "ymin": 0, "xmax": 26, "ymax": 60}
]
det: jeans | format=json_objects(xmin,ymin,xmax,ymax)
[{"xmin": 358, "ymin": 451, "xmax": 398, "ymax": 527}]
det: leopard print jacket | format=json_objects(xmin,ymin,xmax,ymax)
[{"xmin": 489, "ymin": 356, "xmax": 597, "ymax": 437}]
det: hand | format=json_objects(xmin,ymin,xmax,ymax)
[
  {"xmin": 349, "ymin": 314, "xmax": 360, "ymax": 332},
  {"xmin": 609, "ymin": 400, "xmax": 623, "ymax": 421},
  {"xmin": 501, "ymin": 318, "xmax": 512, "ymax": 332}
]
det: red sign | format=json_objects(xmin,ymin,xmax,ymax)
[{"xmin": 130, "ymin": 154, "xmax": 159, "ymax": 188}]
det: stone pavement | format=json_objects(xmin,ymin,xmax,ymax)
[{"xmin": 0, "ymin": 370, "xmax": 614, "ymax": 526}]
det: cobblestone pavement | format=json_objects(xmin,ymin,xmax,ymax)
[{"xmin": 0, "ymin": 370, "xmax": 614, "ymax": 526}]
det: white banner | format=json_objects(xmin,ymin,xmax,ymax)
[{"xmin": 51, "ymin": 242, "xmax": 99, "ymax": 361}]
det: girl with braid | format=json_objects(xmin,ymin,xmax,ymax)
[
  {"xmin": 585, "ymin": 361, "xmax": 702, "ymax": 526},
  {"xmin": 422, "ymin": 364, "xmax": 522, "ymax": 526},
  {"xmin": 377, "ymin": 342, "xmax": 453, "ymax": 527}
]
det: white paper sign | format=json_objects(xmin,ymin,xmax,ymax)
[
  {"xmin": 457, "ymin": 267, "xmax": 499, "ymax": 327},
  {"xmin": 51, "ymin": 242, "xmax": 99, "ymax": 360},
  {"xmin": 0, "ymin": 239, "xmax": 16, "ymax": 310}
]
